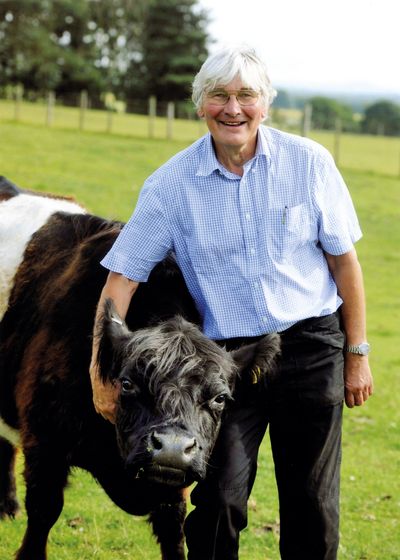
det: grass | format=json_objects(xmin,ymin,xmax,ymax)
[
  {"xmin": 0, "ymin": 118, "xmax": 399, "ymax": 559},
  {"xmin": 1, "ymin": 98, "xmax": 400, "ymax": 179}
]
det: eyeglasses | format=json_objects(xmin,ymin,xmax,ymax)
[{"xmin": 206, "ymin": 89, "xmax": 260, "ymax": 106}]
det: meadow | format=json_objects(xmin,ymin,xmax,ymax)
[{"xmin": 0, "ymin": 109, "xmax": 399, "ymax": 559}]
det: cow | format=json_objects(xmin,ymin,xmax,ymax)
[{"xmin": 0, "ymin": 177, "xmax": 280, "ymax": 560}]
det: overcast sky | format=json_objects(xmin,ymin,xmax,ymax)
[{"xmin": 199, "ymin": 0, "xmax": 400, "ymax": 94}]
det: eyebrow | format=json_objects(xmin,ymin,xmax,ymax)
[{"xmin": 209, "ymin": 88, "xmax": 257, "ymax": 93}]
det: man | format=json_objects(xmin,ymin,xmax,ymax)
[{"xmin": 90, "ymin": 45, "xmax": 373, "ymax": 559}]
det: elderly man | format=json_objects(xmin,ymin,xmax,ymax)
[{"xmin": 90, "ymin": 45, "xmax": 373, "ymax": 559}]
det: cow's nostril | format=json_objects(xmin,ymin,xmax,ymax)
[
  {"xmin": 151, "ymin": 432, "xmax": 163, "ymax": 451},
  {"xmin": 149, "ymin": 430, "xmax": 198, "ymax": 468},
  {"xmin": 184, "ymin": 438, "xmax": 197, "ymax": 455}
]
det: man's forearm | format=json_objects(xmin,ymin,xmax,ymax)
[
  {"xmin": 325, "ymin": 249, "xmax": 373, "ymax": 407},
  {"xmin": 91, "ymin": 272, "xmax": 139, "ymax": 365},
  {"xmin": 326, "ymin": 250, "xmax": 366, "ymax": 344}
]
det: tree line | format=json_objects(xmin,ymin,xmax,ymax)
[
  {"xmin": 304, "ymin": 96, "xmax": 400, "ymax": 137},
  {"xmin": 0, "ymin": 0, "xmax": 209, "ymax": 111},
  {"xmin": 1, "ymin": 1, "xmax": 399, "ymax": 135}
]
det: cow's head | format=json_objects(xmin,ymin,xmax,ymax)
[{"xmin": 97, "ymin": 299, "xmax": 280, "ymax": 488}]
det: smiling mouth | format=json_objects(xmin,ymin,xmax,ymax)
[{"xmin": 220, "ymin": 121, "xmax": 246, "ymax": 127}]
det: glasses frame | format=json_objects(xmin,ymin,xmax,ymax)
[{"xmin": 205, "ymin": 88, "xmax": 260, "ymax": 107}]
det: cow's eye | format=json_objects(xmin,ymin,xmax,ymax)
[
  {"xmin": 120, "ymin": 378, "xmax": 136, "ymax": 395},
  {"xmin": 209, "ymin": 393, "xmax": 228, "ymax": 409}
]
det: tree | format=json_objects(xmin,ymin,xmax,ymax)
[
  {"xmin": 309, "ymin": 96, "xmax": 356, "ymax": 131},
  {"xmin": 0, "ymin": 0, "xmax": 147, "ymax": 97},
  {"xmin": 125, "ymin": 0, "xmax": 209, "ymax": 103},
  {"xmin": 0, "ymin": 0, "xmax": 103, "ymax": 95},
  {"xmin": 361, "ymin": 100, "xmax": 400, "ymax": 136}
]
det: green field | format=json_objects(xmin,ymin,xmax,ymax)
[{"xmin": 0, "ymin": 116, "xmax": 399, "ymax": 559}]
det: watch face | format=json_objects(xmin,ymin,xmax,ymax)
[{"xmin": 359, "ymin": 343, "xmax": 370, "ymax": 355}]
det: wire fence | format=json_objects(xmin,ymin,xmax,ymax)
[{"xmin": 1, "ymin": 91, "xmax": 400, "ymax": 177}]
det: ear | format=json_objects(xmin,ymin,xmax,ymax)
[
  {"xmin": 197, "ymin": 108, "xmax": 205, "ymax": 119},
  {"xmin": 260, "ymin": 103, "xmax": 269, "ymax": 122},
  {"xmin": 96, "ymin": 298, "xmax": 132, "ymax": 383},
  {"xmin": 231, "ymin": 333, "xmax": 280, "ymax": 385}
]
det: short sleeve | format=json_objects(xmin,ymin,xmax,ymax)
[
  {"xmin": 312, "ymin": 152, "xmax": 362, "ymax": 255},
  {"xmin": 101, "ymin": 181, "xmax": 172, "ymax": 281}
]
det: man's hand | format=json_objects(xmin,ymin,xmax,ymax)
[
  {"xmin": 90, "ymin": 363, "xmax": 119, "ymax": 423},
  {"xmin": 344, "ymin": 354, "xmax": 374, "ymax": 408}
]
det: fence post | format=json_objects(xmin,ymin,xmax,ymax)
[
  {"xmin": 198, "ymin": 117, "xmax": 206, "ymax": 137},
  {"xmin": 14, "ymin": 84, "xmax": 23, "ymax": 121},
  {"xmin": 166, "ymin": 101, "xmax": 175, "ymax": 140},
  {"xmin": 148, "ymin": 95, "xmax": 157, "ymax": 138},
  {"xmin": 398, "ymin": 149, "xmax": 400, "ymax": 178},
  {"xmin": 302, "ymin": 103, "xmax": 312, "ymax": 137},
  {"xmin": 106, "ymin": 109, "xmax": 113, "ymax": 133},
  {"xmin": 46, "ymin": 91, "xmax": 55, "ymax": 126},
  {"xmin": 79, "ymin": 90, "xmax": 88, "ymax": 130},
  {"xmin": 334, "ymin": 117, "xmax": 342, "ymax": 166}
]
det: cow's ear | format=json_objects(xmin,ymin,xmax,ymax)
[
  {"xmin": 231, "ymin": 333, "xmax": 281, "ymax": 385},
  {"xmin": 96, "ymin": 298, "xmax": 132, "ymax": 382}
]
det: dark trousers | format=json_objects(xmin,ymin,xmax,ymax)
[{"xmin": 185, "ymin": 312, "xmax": 345, "ymax": 560}]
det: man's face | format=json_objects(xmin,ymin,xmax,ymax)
[{"xmin": 199, "ymin": 76, "xmax": 267, "ymax": 156}]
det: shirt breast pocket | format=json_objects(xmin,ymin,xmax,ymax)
[{"xmin": 266, "ymin": 203, "xmax": 313, "ymax": 263}]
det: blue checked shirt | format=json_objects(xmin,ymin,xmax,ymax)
[{"xmin": 101, "ymin": 126, "xmax": 362, "ymax": 339}]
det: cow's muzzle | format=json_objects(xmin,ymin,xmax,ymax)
[{"xmin": 141, "ymin": 429, "xmax": 199, "ymax": 487}]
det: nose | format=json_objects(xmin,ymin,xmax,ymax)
[
  {"xmin": 149, "ymin": 430, "xmax": 198, "ymax": 469},
  {"xmin": 224, "ymin": 95, "xmax": 241, "ymax": 115}
]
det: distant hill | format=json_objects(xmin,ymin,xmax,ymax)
[{"xmin": 274, "ymin": 88, "xmax": 400, "ymax": 113}]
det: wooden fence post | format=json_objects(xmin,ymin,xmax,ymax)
[
  {"xmin": 79, "ymin": 90, "xmax": 88, "ymax": 130},
  {"xmin": 148, "ymin": 95, "xmax": 157, "ymax": 138},
  {"xmin": 398, "ymin": 149, "xmax": 400, "ymax": 178},
  {"xmin": 166, "ymin": 101, "xmax": 175, "ymax": 140},
  {"xmin": 106, "ymin": 109, "xmax": 113, "ymax": 133},
  {"xmin": 302, "ymin": 103, "xmax": 312, "ymax": 137},
  {"xmin": 14, "ymin": 84, "xmax": 23, "ymax": 121},
  {"xmin": 46, "ymin": 91, "xmax": 55, "ymax": 126}
]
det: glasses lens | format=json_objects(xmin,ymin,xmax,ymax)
[
  {"xmin": 207, "ymin": 90, "xmax": 259, "ymax": 106},
  {"xmin": 237, "ymin": 90, "xmax": 259, "ymax": 105},
  {"xmin": 207, "ymin": 91, "xmax": 229, "ymax": 105}
]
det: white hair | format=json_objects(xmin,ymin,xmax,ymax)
[{"xmin": 192, "ymin": 45, "xmax": 277, "ymax": 111}]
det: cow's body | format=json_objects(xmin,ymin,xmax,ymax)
[{"xmin": 0, "ymin": 178, "xmax": 280, "ymax": 559}]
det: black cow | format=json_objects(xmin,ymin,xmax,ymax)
[{"xmin": 0, "ymin": 178, "xmax": 280, "ymax": 559}]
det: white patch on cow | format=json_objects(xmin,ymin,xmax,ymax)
[
  {"xmin": 0, "ymin": 193, "xmax": 85, "ymax": 321},
  {"xmin": 0, "ymin": 416, "xmax": 20, "ymax": 446}
]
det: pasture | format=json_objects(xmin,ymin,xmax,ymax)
[{"xmin": 0, "ymin": 116, "xmax": 399, "ymax": 559}]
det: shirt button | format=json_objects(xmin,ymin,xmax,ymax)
[
  {"xmin": 245, "ymin": 213, "xmax": 251, "ymax": 221},
  {"xmin": 254, "ymin": 281, "xmax": 259, "ymax": 288},
  {"xmin": 262, "ymin": 316, "xmax": 268, "ymax": 323},
  {"xmin": 250, "ymin": 248, "xmax": 256, "ymax": 255}
]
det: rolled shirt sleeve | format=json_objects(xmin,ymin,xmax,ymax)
[
  {"xmin": 313, "ymin": 152, "xmax": 362, "ymax": 255},
  {"xmin": 101, "ymin": 180, "xmax": 173, "ymax": 282}
]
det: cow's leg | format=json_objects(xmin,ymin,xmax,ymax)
[
  {"xmin": 149, "ymin": 498, "xmax": 187, "ymax": 560},
  {"xmin": 0, "ymin": 438, "xmax": 19, "ymax": 519},
  {"xmin": 15, "ymin": 446, "xmax": 69, "ymax": 560}
]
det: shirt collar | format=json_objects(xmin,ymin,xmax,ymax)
[
  {"xmin": 196, "ymin": 133, "xmax": 221, "ymax": 177},
  {"xmin": 256, "ymin": 125, "xmax": 272, "ymax": 160},
  {"xmin": 196, "ymin": 126, "xmax": 272, "ymax": 178}
]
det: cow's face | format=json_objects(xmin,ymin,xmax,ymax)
[{"xmin": 97, "ymin": 299, "xmax": 280, "ymax": 488}]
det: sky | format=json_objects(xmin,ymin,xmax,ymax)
[{"xmin": 199, "ymin": 0, "xmax": 400, "ymax": 94}]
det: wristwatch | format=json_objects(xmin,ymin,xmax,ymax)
[{"xmin": 345, "ymin": 342, "xmax": 370, "ymax": 356}]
